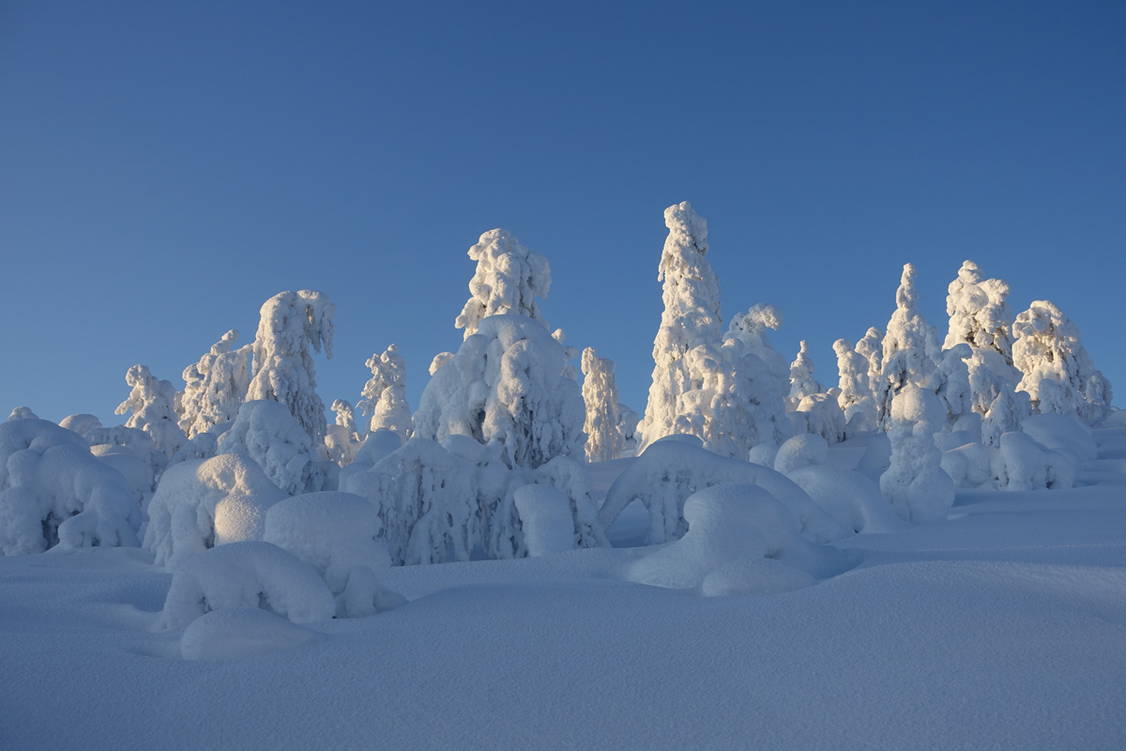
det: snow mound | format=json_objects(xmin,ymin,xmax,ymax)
[
  {"xmin": 996, "ymin": 432, "xmax": 1076, "ymax": 491},
  {"xmin": 144, "ymin": 453, "xmax": 286, "ymax": 567},
  {"xmin": 263, "ymin": 491, "xmax": 391, "ymax": 593},
  {"xmin": 601, "ymin": 438, "xmax": 848, "ymax": 545},
  {"xmin": 338, "ymin": 565, "xmax": 408, "ymax": 618},
  {"xmin": 700, "ymin": 557, "xmax": 818, "ymax": 597},
  {"xmin": 0, "ymin": 419, "xmax": 139, "ymax": 555},
  {"xmin": 180, "ymin": 608, "xmax": 317, "ymax": 662},
  {"xmin": 159, "ymin": 541, "xmax": 336, "ymax": 630},
  {"xmin": 1021, "ymin": 413, "xmax": 1097, "ymax": 464},
  {"xmin": 625, "ymin": 483, "xmax": 852, "ymax": 591},
  {"xmin": 773, "ymin": 434, "xmax": 828, "ymax": 474},
  {"xmin": 218, "ymin": 400, "xmax": 335, "ymax": 495},
  {"xmin": 514, "ymin": 484, "xmax": 576, "ymax": 556}
]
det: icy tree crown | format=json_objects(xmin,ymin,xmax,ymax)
[
  {"xmin": 357, "ymin": 344, "xmax": 412, "ymax": 438},
  {"xmin": 115, "ymin": 364, "xmax": 185, "ymax": 459},
  {"xmin": 247, "ymin": 290, "xmax": 335, "ymax": 444},
  {"xmin": 179, "ymin": 329, "xmax": 253, "ymax": 439},
  {"xmin": 581, "ymin": 347, "xmax": 623, "ymax": 463},
  {"xmin": 455, "ymin": 229, "xmax": 551, "ymax": 339},
  {"xmin": 944, "ymin": 260, "xmax": 1014, "ymax": 359}
]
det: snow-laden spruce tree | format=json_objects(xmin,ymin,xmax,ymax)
[
  {"xmin": 880, "ymin": 383, "xmax": 954, "ymax": 522},
  {"xmin": 324, "ymin": 399, "xmax": 362, "ymax": 466},
  {"xmin": 179, "ymin": 329, "xmax": 253, "ymax": 439},
  {"xmin": 580, "ymin": 347, "xmax": 624, "ymax": 462},
  {"xmin": 855, "ymin": 326, "xmax": 884, "ymax": 399},
  {"xmin": 1012, "ymin": 300, "xmax": 1112, "ymax": 424},
  {"xmin": 833, "ymin": 338, "xmax": 877, "ymax": 432},
  {"xmin": 246, "ymin": 290, "xmax": 334, "ymax": 445},
  {"xmin": 115, "ymin": 364, "xmax": 186, "ymax": 462},
  {"xmin": 218, "ymin": 400, "xmax": 335, "ymax": 495},
  {"xmin": 414, "ymin": 230, "xmax": 584, "ymax": 471},
  {"xmin": 357, "ymin": 344, "xmax": 412, "ymax": 439},
  {"xmin": 455, "ymin": 228, "xmax": 551, "ymax": 338},
  {"xmin": 723, "ymin": 304, "xmax": 791, "ymax": 447},
  {"xmin": 877, "ymin": 264, "xmax": 940, "ymax": 427},
  {"xmin": 788, "ymin": 340, "xmax": 821, "ymax": 408},
  {"xmin": 637, "ymin": 201, "xmax": 722, "ymax": 449}
]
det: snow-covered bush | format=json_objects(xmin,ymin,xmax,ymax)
[
  {"xmin": 833, "ymin": 338, "xmax": 876, "ymax": 433},
  {"xmin": 455, "ymin": 228, "xmax": 551, "ymax": 338},
  {"xmin": 880, "ymin": 385, "xmax": 954, "ymax": 522},
  {"xmin": 158, "ymin": 541, "xmax": 335, "ymax": 630},
  {"xmin": 0, "ymin": 419, "xmax": 139, "ymax": 555},
  {"xmin": 788, "ymin": 340, "xmax": 821, "ymax": 407},
  {"xmin": 617, "ymin": 402, "xmax": 640, "ymax": 457},
  {"xmin": 940, "ymin": 441, "xmax": 994, "ymax": 489},
  {"xmin": 324, "ymin": 399, "xmax": 362, "ymax": 466},
  {"xmin": 59, "ymin": 414, "xmax": 158, "ymax": 501},
  {"xmin": 624, "ymin": 483, "xmax": 852, "ymax": 593},
  {"xmin": 115, "ymin": 364, "xmax": 186, "ymax": 463},
  {"xmin": 143, "ymin": 452, "xmax": 286, "ymax": 567},
  {"xmin": 217, "ymin": 400, "xmax": 335, "ymax": 495},
  {"xmin": 246, "ymin": 289, "xmax": 335, "ymax": 444},
  {"xmin": 637, "ymin": 201, "xmax": 722, "ymax": 448},
  {"xmin": 1012, "ymin": 300, "xmax": 1112, "ymax": 424},
  {"xmin": 994, "ymin": 431, "xmax": 1076, "ymax": 491},
  {"xmin": 357, "ymin": 344, "xmax": 412, "ymax": 438},
  {"xmin": 791, "ymin": 392, "xmax": 846, "ymax": 444},
  {"xmin": 414, "ymin": 315, "xmax": 585, "ymax": 470},
  {"xmin": 723, "ymin": 304, "xmax": 792, "ymax": 447},
  {"xmin": 580, "ymin": 347, "xmax": 624, "ymax": 462},
  {"xmin": 179, "ymin": 329, "xmax": 253, "ymax": 439},
  {"xmin": 599, "ymin": 436, "xmax": 848, "ymax": 545}
]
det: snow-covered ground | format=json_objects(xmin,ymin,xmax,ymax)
[{"xmin": 3, "ymin": 431, "xmax": 1125, "ymax": 750}]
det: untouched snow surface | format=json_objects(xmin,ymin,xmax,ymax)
[{"xmin": 2, "ymin": 431, "xmax": 1126, "ymax": 749}]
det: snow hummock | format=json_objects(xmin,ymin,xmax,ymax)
[
  {"xmin": 180, "ymin": 608, "xmax": 317, "ymax": 662},
  {"xmin": 514, "ymin": 484, "xmax": 577, "ymax": 556}
]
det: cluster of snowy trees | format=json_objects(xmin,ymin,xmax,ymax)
[{"xmin": 0, "ymin": 200, "xmax": 1117, "ymax": 632}]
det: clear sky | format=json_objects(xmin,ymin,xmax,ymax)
[{"xmin": 2, "ymin": 1, "xmax": 1124, "ymax": 425}]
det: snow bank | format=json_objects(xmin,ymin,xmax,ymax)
[
  {"xmin": 180, "ymin": 608, "xmax": 317, "ymax": 662},
  {"xmin": 0, "ymin": 419, "xmax": 139, "ymax": 555},
  {"xmin": 144, "ymin": 453, "xmax": 286, "ymax": 567},
  {"xmin": 1021, "ymin": 413, "xmax": 1097, "ymax": 464},
  {"xmin": 625, "ymin": 483, "xmax": 851, "ymax": 592},
  {"xmin": 600, "ymin": 437, "xmax": 848, "ymax": 545},
  {"xmin": 159, "ymin": 541, "xmax": 336, "ymax": 630}
]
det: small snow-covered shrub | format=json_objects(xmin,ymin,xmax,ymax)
[
  {"xmin": 218, "ymin": 400, "xmax": 335, "ymax": 495},
  {"xmin": 940, "ymin": 442, "xmax": 994, "ymax": 489},
  {"xmin": 994, "ymin": 432, "xmax": 1076, "ymax": 491},
  {"xmin": 600, "ymin": 436, "xmax": 848, "ymax": 545},
  {"xmin": 791, "ymin": 392, "xmax": 846, "ymax": 444},
  {"xmin": 180, "ymin": 608, "xmax": 317, "ymax": 662},
  {"xmin": 158, "ymin": 541, "xmax": 335, "ymax": 630},
  {"xmin": 0, "ymin": 419, "xmax": 139, "ymax": 555},
  {"xmin": 625, "ymin": 483, "xmax": 851, "ymax": 592},
  {"xmin": 514, "ymin": 484, "xmax": 576, "ymax": 556},
  {"xmin": 263, "ymin": 491, "xmax": 390, "ymax": 593},
  {"xmin": 143, "ymin": 453, "xmax": 286, "ymax": 567}
]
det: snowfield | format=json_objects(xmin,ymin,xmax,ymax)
[{"xmin": 2, "ymin": 430, "xmax": 1125, "ymax": 749}]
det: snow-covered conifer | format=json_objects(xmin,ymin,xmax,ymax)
[
  {"xmin": 1012, "ymin": 300, "xmax": 1112, "ymax": 423},
  {"xmin": 855, "ymin": 327, "xmax": 883, "ymax": 397},
  {"xmin": 944, "ymin": 260, "xmax": 1015, "ymax": 359},
  {"xmin": 325, "ymin": 400, "xmax": 362, "ymax": 466},
  {"xmin": 179, "ymin": 329, "xmax": 253, "ymax": 439},
  {"xmin": 637, "ymin": 201, "xmax": 722, "ymax": 448},
  {"xmin": 552, "ymin": 329, "xmax": 579, "ymax": 381},
  {"xmin": 246, "ymin": 290, "xmax": 334, "ymax": 444},
  {"xmin": 115, "ymin": 364, "xmax": 186, "ymax": 461},
  {"xmin": 428, "ymin": 352, "xmax": 454, "ymax": 376},
  {"xmin": 617, "ymin": 403, "xmax": 641, "ymax": 457},
  {"xmin": 878, "ymin": 264, "xmax": 940, "ymax": 426},
  {"xmin": 357, "ymin": 344, "xmax": 412, "ymax": 439},
  {"xmin": 880, "ymin": 384, "xmax": 954, "ymax": 522},
  {"xmin": 788, "ymin": 340, "xmax": 821, "ymax": 407},
  {"xmin": 580, "ymin": 347, "xmax": 623, "ymax": 462},
  {"xmin": 455, "ymin": 229, "xmax": 550, "ymax": 339},
  {"xmin": 833, "ymin": 338, "xmax": 876, "ymax": 432}
]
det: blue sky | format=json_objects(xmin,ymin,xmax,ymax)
[{"xmin": 2, "ymin": 1, "xmax": 1124, "ymax": 424}]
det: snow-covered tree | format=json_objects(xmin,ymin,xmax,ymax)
[
  {"xmin": 855, "ymin": 326, "xmax": 883, "ymax": 398},
  {"xmin": 246, "ymin": 290, "xmax": 335, "ymax": 445},
  {"xmin": 833, "ymin": 338, "xmax": 876, "ymax": 432},
  {"xmin": 1012, "ymin": 300, "xmax": 1112, "ymax": 424},
  {"xmin": 357, "ymin": 344, "xmax": 412, "ymax": 439},
  {"xmin": 723, "ymin": 304, "xmax": 791, "ymax": 447},
  {"xmin": 934, "ymin": 343, "xmax": 974, "ymax": 430},
  {"xmin": 179, "ymin": 329, "xmax": 253, "ymax": 439},
  {"xmin": 325, "ymin": 399, "xmax": 362, "ymax": 466},
  {"xmin": 788, "ymin": 340, "xmax": 821, "ymax": 407},
  {"xmin": 428, "ymin": 352, "xmax": 454, "ymax": 376},
  {"xmin": 218, "ymin": 400, "xmax": 335, "ymax": 495},
  {"xmin": 880, "ymin": 384, "xmax": 954, "ymax": 523},
  {"xmin": 618, "ymin": 403, "xmax": 640, "ymax": 457},
  {"xmin": 552, "ymin": 329, "xmax": 579, "ymax": 381},
  {"xmin": 877, "ymin": 264, "xmax": 940, "ymax": 426},
  {"xmin": 580, "ymin": 347, "xmax": 623, "ymax": 462},
  {"xmin": 455, "ymin": 228, "xmax": 551, "ymax": 339},
  {"xmin": 115, "ymin": 364, "xmax": 186, "ymax": 462},
  {"xmin": 944, "ymin": 260, "xmax": 1015, "ymax": 359},
  {"xmin": 637, "ymin": 201, "xmax": 722, "ymax": 448}
]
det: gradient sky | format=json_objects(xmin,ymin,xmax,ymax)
[{"xmin": 2, "ymin": 1, "xmax": 1124, "ymax": 425}]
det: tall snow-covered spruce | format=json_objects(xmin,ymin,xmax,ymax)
[
  {"xmin": 833, "ymin": 338, "xmax": 876, "ymax": 432},
  {"xmin": 788, "ymin": 340, "xmax": 821, "ymax": 408},
  {"xmin": 580, "ymin": 347, "xmax": 624, "ymax": 462},
  {"xmin": 357, "ymin": 344, "xmax": 412, "ymax": 438},
  {"xmin": 115, "ymin": 364, "xmax": 186, "ymax": 463},
  {"xmin": 877, "ymin": 264, "xmax": 940, "ymax": 426},
  {"xmin": 637, "ymin": 201, "xmax": 722, "ymax": 449},
  {"xmin": 246, "ymin": 290, "xmax": 335, "ymax": 445},
  {"xmin": 178, "ymin": 329, "xmax": 253, "ymax": 439},
  {"xmin": 455, "ymin": 229, "xmax": 551, "ymax": 338}
]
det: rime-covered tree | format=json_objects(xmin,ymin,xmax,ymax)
[
  {"xmin": 1012, "ymin": 300, "xmax": 1112, "ymax": 424},
  {"xmin": 325, "ymin": 399, "xmax": 362, "ymax": 466},
  {"xmin": 115, "ymin": 364, "xmax": 185, "ymax": 462},
  {"xmin": 428, "ymin": 352, "xmax": 454, "ymax": 376},
  {"xmin": 880, "ymin": 384, "xmax": 954, "ymax": 523},
  {"xmin": 723, "ymin": 304, "xmax": 791, "ymax": 447},
  {"xmin": 580, "ymin": 347, "xmax": 623, "ymax": 462},
  {"xmin": 833, "ymin": 338, "xmax": 876, "ymax": 432},
  {"xmin": 637, "ymin": 201, "xmax": 722, "ymax": 448},
  {"xmin": 246, "ymin": 290, "xmax": 334, "ymax": 445},
  {"xmin": 179, "ymin": 329, "xmax": 252, "ymax": 439},
  {"xmin": 357, "ymin": 344, "xmax": 412, "ymax": 439},
  {"xmin": 455, "ymin": 228, "xmax": 551, "ymax": 339},
  {"xmin": 855, "ymin": 326, "xmax": 883, "ymax": 400},
  {"xmin": 553, "ymin": 329, "xmax": 579, "ymax": 381},
  {"xmin": 788, "ymin": 340, "xmax": 821, "ymax": 408},
  {"xmin": 878, "ymin": 264, "xmax": 940, "ymax": 426}
]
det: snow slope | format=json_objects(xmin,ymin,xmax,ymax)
[{"xmin": 2, "ymin": 430, "xmax": 1126, "ymax": 749}]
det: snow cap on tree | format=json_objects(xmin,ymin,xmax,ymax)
[
  {"xmin": 788, "ymin": 340, "xmax": 821, "ymax": 407},
  {"xmin": 179, "ymin": 329, "xmax": 252, "ymax": 439},
  {"xmin": 878, "ymin": 264, "xmax": 940, "ymax": 425},
  {"xmin": 944, "ymin": 260, "xmax": 1015, "ymax": 360},
  {"xmin": 580, "ymin": 347, "xmax": 624, "ymax": 462},
  {"xmin": 247, "ymin": 290, "xmax": 335, "ymax": 444},
  {"xmin": 833, "ymin": 338, "xmax": 876, "ymax": 432},
  {"xmin": 455, "ymin": 229, "xmax": 551, "ymax": 339},
  {"xmin": 638, "ymin": 201, "xmax": 722, "ymax": 448},
  {"xmin": 357, "ymin": 344, "xmax": 412, "ymax": 439},
  {"xmin": 115, "ymin": 364, "xmax": 185, "ymax": 461}
]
